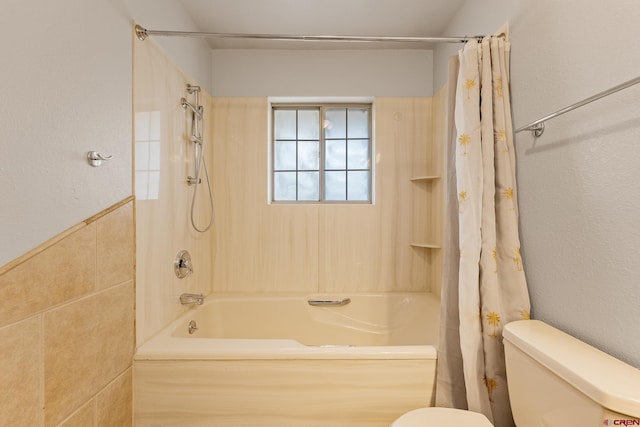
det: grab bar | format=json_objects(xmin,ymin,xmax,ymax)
[{"xmin": 307, "ymin": 298, "xmax": 351, "ymax": 307}]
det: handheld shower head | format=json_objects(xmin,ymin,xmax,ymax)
[{"xmin": 181, "ymin": 98, "xmax": 202, "ymax": 118}]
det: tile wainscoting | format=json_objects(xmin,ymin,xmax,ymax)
[{"xmin": 0, "ymin": 198, "xmax": 135, "ymax": 427}]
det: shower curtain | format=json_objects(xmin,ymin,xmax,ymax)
[{"xmin": 436, "ymin": 36, "xmax": 531, "ymax": 427}]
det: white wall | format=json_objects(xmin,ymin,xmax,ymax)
[
  {"xmin": 433, "ymin": 1, "xmax": 522, "ymax": 90},
  {"xmin": 211, "ymin": 49, "xmax": 433, "ymax": 96},
  {"xmin": 124, "ymin": 0, "xmax": 213, "ymax": 93},
  {"xmin": 0, "ymin": 0, "xmax": 212, "ymax": 267},
  {"xmin": 436, "ymin": 0, "xmax": 640, "ymax": 368},
  {"xmin": 0, "ymin": 0, "xmax": 132, "ymax": 266}
]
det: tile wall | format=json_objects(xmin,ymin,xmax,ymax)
[{"xmin": 0, "ymin": 199, "xmax": 134, "ymax": 426}]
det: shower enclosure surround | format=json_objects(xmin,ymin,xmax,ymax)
[
  {"xmin": 134, "ymin": 37, "xmax": 447, "ymax": 427},
  {"xmin": 134, "ymin": 31, "xmax": 444, "ymax": 342},
  {"xmin": 134, "ymin": 292, "xmax": 439, "ymax": 426},
  {"xmin": 134, "ymin": 36, "xmax": 215, "ymax": 345}
]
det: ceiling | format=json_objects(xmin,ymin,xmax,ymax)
[{"xmin": 177, "ymin": 0, "xmax": 466, "ymax": 49}]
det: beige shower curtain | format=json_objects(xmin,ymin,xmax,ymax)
[{"xmin": 436, "ymin": 37, "xmax": 531, "ymax": 427}]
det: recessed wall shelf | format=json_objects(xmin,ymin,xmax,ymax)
[
  {"xmin": 410, "ymin": 243, "xmax": 441, "ymax": 249},
  {"xmin": 410, "ymin": 176, "xmax": 440, "ymax": 182}
]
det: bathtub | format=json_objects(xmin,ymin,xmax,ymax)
[{"xmin": 134, "ymin": 292, "xmax": 440, "ymax": 427}]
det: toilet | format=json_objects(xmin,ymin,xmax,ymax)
[{"xmin": 391, "ymin": 320, "xmax": 640, "ymax": 426}]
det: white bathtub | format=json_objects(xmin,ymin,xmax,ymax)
[{"xmin": 134, "ymin": 292, "xmax": 440, "ymax": 426}]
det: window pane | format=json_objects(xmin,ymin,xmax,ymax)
[
  {"xmin": 135, "ymin": 141, "xmax": 149, "ymax": 170},
  {"xmin": 149, "ymin": 111, "xmax": 161, "ymax": 141},
  {"xmin": 324, "ymin": 108, "xmax": 347, "ymax": 138},
  {"xmin": 348, "ymin": 109, "xmax": 370, "ymax": 138},
  {"xmin": 298, "ymin": 110, "xmax": 319, "ymax": 140},
  {"xmin": 135, "ymin": 171, "xmax": 149, "ymax": 200},
  {"xmin": 148, "ymin": 171, "xmax": 161, "ymax": 200},
  {"xmin": 325, "ymin": 139, "xmax": 346, "ymax": 169},
  {"xmin": 348, "ymin": 139, "xmax": 370, "ymax": 169},
  {"xmin": 274, "ymin": 140, "xmax": 296, "ymax": 170},
  {"xmin": 298, "ymin": 140, "xmax": 319, "ymax": 171},
  {"xmin": 298, "ymin": 172, "xmax": 319, "ymax": 201},
  {"xmin": 325, "ymin": 171, "xmax": 346, "ymax": 200},
  {"xmin": 271, "ymin": 104, "xmax": 372, "ymax": 204},
  {"xmin": 134, "ymin": 112, "xmax": 150, "ymax": 141},
  {"xmin": 274, "ymin": 110, "xmax": 297, "ymax": 140},
  {"xmin": 347, "ymin": 171, "xmax": 370, "ymax": 201},
  {"xmin": 149, "ymin": 140, "xmax": 161, "ymax": 170},
  {"xmin": 274, "ymin": 172, "xmax": 297, "ymax": 201}
]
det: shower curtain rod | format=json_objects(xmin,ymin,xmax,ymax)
[
  {"xmin": 134, "ymin": 24, "xmax": 483, "ymax": 44},
  {"xmin": 515, "ymin": 74, "xmax": 640, "ymax": 137}
]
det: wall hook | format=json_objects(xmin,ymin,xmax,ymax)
[{"xmin": 87, "ymin": 151, "xmax": 113, "ymax": 167}]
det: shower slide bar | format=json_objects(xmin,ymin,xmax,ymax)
[
  {"xmin": 516, "ymin": 74, "xmax": 640, "ymax": 137},
  {"xmin": 134, "ymin": 24, "xmax": 484, "ymax": 44}
]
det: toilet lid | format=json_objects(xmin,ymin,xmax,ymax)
[{"xmin": 391, "ymin": 407, "xmax": 493, "ymax": 427}]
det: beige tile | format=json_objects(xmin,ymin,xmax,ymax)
[
  {"xmin": 97, "ymin": 369, "xmax": 132, "ymax": 427},
  {"xmin": 97, "ymin": 202, "xmax": 134, "ymax": 289},
  {"xmin": 0, "ymin": 224, "xmax": 96, "ymax": 327},
  {"xmin": 58, "ymin": 401, "xmax": 96, "ymax": 427},
  {"xmin": 94, "ymin": 283, "xmax": 135, "ymax": 385},
  {"xmin": 0, "ymin": 316, "xmax": 42, "ymax": 427},
  {"xmin": 44, "ymin": 282, "xmax": 134, "ymax": 426}
]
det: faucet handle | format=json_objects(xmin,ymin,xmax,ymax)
[
  {"xmin": 174, "ymin": 250, "xmax": 193, "ymax": 278},
  {"xmin": 180, "ymin": 258, "xmax": 193, "ymax": 272}
]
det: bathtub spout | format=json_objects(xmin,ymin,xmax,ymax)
[{"xmin": 180, "ymin": 293, "xmax": 204, "ymax": 306}]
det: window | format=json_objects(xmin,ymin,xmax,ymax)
[
  {"xmin": 272, "ymin": 104, "xmax": 372, "ymax": 203},
  {"xmin": 134, "ymin": 111, "xmax": 161, "ymax": 200}
]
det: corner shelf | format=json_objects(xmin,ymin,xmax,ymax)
[
  {"xmin": 410, "ymin": 176, "xmax": 440, "ymax": 182},
  {"xmin": 410, "ymin": 242, "xmax": 441, "ymax": 249},
  {"xmin": 410, "ymin": 175, "xmax": 442, "ymax": 250}
]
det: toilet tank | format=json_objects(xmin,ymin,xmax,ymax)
[{"xmin": 503, "ymin": 320, "xmax": 640, "ymax": 427}]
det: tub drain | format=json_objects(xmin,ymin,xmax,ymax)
[{"xmin": 188, "ymin": 320, "xmax": 198, "ymax": 335}]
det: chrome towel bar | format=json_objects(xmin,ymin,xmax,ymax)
[
  {"xmin": 307, "ymin": 298, "xmax": 351, "ymax": 307},
  {"xmin": 515, "ymin": 74, "xmax": 640, "ymax": 137}
]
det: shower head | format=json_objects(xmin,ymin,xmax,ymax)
[{"xmin": 181, "ymin": 98, "xmax": 202, "ymax": 118}]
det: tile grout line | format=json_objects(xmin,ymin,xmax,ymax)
[
  {"xmin": 39, "ymin": 313, "xmax": 45, "ymax": 427},
  {"xmin": 2, "ymin": 279, "xmax": 134, "ymax": 332},
  {"xmin": 0, "ymin": 197, "xmax": 134, "ymax": 276},
  {"xmin": 95, "ymin": 215, "xmax": 99, "ymax": 294}
]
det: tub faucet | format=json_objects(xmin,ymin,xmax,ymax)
[{"xmin": 180, "ymin": 293, "xmax": 204, "ymax": 306}]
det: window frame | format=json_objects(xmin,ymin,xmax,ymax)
[{"xmin": 270, "ymin": 102, "xmax": 373, "ymax": 204}]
